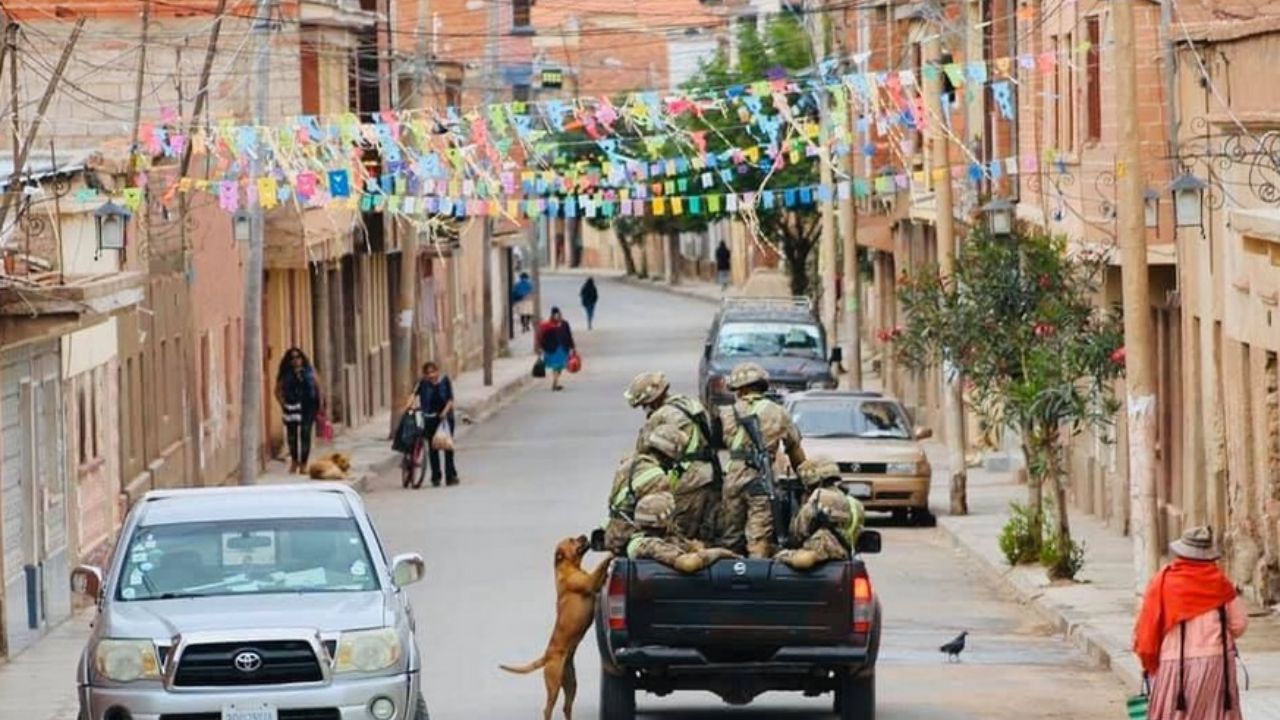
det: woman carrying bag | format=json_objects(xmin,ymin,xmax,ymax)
[
  {"xmin": 1133, "ymin": 526, "xmax": 1247, "ymax": 720},
  {"xmin": 404, "ymin": 361, "xmax": 460, "ymax": 487}
]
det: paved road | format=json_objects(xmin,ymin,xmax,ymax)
[{"xmin": 363, "ymin": 275, "xmax": 1125, "ymax": 719}]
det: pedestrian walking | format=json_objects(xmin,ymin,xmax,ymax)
[
  {"xmin": 274, "ymin": 347, "xmax": 324, "ymax": 474},
  {"xmin": 1133, "ymin": 526, "xmax": 1247, "ymax": 720},
  {"xmin": 715, "ymin": 240, "xmax": 732, "ymax": 291},
  {"xmin": 580, "ymin": 277, "xmax": 599, "ymax": 330},
  {"xmin": 513, "ymin": 272, "xmax": 535, "ymax": 333},
  {"xmin": 405, "ymin": 361, "xmax": 460, "ymax": 487},
  {"xmin": 537, "ymin": 307, "xmax": 576, "ymax": 391}
]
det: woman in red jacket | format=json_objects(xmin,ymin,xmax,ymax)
[{"xmin": 536, "ymin": 307, "xmax": 575, "ymax": 391}]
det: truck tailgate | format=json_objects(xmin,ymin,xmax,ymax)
[{"xmin": 625, "ymin": 558, "xmax": 853, "ymax": 647}]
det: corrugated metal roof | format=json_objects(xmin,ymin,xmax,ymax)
[{"xmin": 0, "ymin": 151, "xmax": 94, "ymax": 190}]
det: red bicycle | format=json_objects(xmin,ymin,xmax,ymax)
[{"xmin": 400, "ymin": 411, "xmax": 435, "ymax": 489}]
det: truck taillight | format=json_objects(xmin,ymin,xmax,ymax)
[
  {"xmin": 607, "ymin": 570, "xmax": 627, "ymax": 631},
  {"xmin": 852, "ymin": 575, "xmax": 873, "ymax": 634}
]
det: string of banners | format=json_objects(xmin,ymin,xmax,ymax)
[{"xmin": 88, "ymin": 44, "xmax": 1091, "ymax": 217}]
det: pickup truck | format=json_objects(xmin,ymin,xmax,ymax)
[{"xmin": 594, "ymin": 531, "xmax": 882, "ymax": 719}]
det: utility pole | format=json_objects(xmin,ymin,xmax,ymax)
[
  {"xmin": 924, "ymin": 30, "xmax": 968, "ymax": 516},
  {"xmin": 1114, "ymin": 0, "xmax": 1160, "ymax": 589},
  {"xmin": 238, "ymin": 0, "xmax": 273, "ymax": 485},
  {"xmin": 394, "ymin": 1, "xmax": 430, "ymax": 422},
  {"xmin": 832, "ymin": 8, "xmax": 861, "ymax": 389},
  {"xmin": 480, "ymin": 0, "xmax": 499, "ymax": 387},
  {"xmin": 805, "ymin": 0, "xmax": 838, "ymax": 343}
]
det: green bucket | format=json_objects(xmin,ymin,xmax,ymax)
[{"xmin": 1125, "ymin": 692, "xmax": 1149, "ymax": 719}]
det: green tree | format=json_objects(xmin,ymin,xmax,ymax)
[
  {"xmin": 683, "ymin": 15, "xmax": 823, "ymax": 296},
  {"xmin": 893, "ymin": 224, "xmax": 1125, "ymax": 579}
]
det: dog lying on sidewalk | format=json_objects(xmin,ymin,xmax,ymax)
[
  {"xmin": 500, "ymin": 536, "xmax": 612, "ymax": 720},
  {"xmin": 307, "ymin": 452, "xmax": 352, "ymax": 480}
]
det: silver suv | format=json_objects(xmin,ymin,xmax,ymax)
[{"xmin": 71, "ymin": 483, "xmax": 428, "ymax": 720}]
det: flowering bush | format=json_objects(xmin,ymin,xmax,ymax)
[{"xmin": 893, "ymin": 224, "xmax": 1124, "ymax": 579}]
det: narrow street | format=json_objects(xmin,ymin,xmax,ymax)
[{"xmin": 363, "ymin": 276, "xmax": 1125, "ymax": 719}]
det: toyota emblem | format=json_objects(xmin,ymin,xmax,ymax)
[
  {"xmin": 233, "ymin": 650, "xmax": 264, "ymax": 673},
  {"xmin": 732, "ymin": 561, "xmax": 747, "ymax": 576}
]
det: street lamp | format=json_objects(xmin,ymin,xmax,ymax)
[
  {"xmin": 94, "ymin": 200, "xmax": 131, "ymax": 255},
  {"xmin": 982, "ymin": 197, "xmax": 1015, "ymax": 238},
  {"xmin": 233, "ymin": 209, "xmax": 253, "ymax": 243},
  {"xmin": 1144, "ymin": 188, "xmax": 1159, "ymax": 229},
  {"xmin": 1168, "ymin": 172, "xmax": 1207, "ymax": 229}
]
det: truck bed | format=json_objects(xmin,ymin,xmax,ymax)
[{"xmin": 622, "ymin": 557, "xmax": 854, "ymax": 647}]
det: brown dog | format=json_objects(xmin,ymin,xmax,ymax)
[
  {"xmin": 500, "ymin": 536, "xmax": 612, "ymax": 720},
  {"xmin": 307, "ymin": 452, "xmax": 352, "ymax": 480}
]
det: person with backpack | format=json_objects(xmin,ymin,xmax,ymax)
[{"xmin": 624, "ymin": 371, "xmax": 722, "ymax": 543}]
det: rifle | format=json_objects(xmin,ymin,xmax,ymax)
[{"xmin": 737, "ymin": 410, "xmax": 791, "ymax": 550}]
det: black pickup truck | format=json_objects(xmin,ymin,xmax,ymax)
[{"xmin": 594, "ymin": 531, "xmax": 882, "ymax": 719}]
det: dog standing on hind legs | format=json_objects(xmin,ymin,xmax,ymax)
[{"xmin": 500, "ymin": 536, "xmax": 612, "ymax": 720}]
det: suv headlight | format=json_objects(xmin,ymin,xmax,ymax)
[
  {"xmin": 94, "ymin": 639, "xmax": 162, "ymax": 682},
  {"xmin": 887, "ymin": 460, "xmax": 930, "ymax": 475},
  {"xmin": 335, "ymin": 628, "xmax": 401, "ymax": 674}
]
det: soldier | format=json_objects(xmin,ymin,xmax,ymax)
[
  {"xmin": 626, "ymin": 492, "xmax": 739, "ymax": 574},
  {"xmin": 775, "ymin": 457, "xmax": 866, "ymax": 570},
  {"xmin": 601, "ymin": 450, "xmax": 670, "ymax": 554},
  {"xmin": 625, "ymin": 371, "xmax": 723, "ymax": 541},
  {"xmin": 717, "ymin": 362, "xmax": 806, "ymax": 558},
  {"xmin": 643, "ymin": 422, "xmax": 719, "ymax": 542}
]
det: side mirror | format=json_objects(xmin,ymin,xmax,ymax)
[
  {"xmin": 855, "ymin": 531, "xmax": 882, "ymax": 555},
  {"xmin": 703, "ymin": 342, "xmax": 713, "ymax": 361},
  {"xmin": 590, "ymin": 528, "xmax": 607, "ymax": 553},
  {"xmin": 390, "ymin": 553, "xmax": 426, "ymax": 588},
  {"xmin": 71, "ymin": 565, "xmax": 103, "ymax": 599},
  {"xmin": 828, "ymin": 346, "xmax": 843, "ymax": 365},
  {"xmin": 914, "ymin": 426, "xmax": 933, "ymax": 440}
]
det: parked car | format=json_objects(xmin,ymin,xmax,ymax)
[
  {"xmin": 71, "ymin": 483, "xmax": 428, "ymax": 720},
  {"xmin": 785, "ymin": 390, "xmax": 936, "ymax": 525},
  {"xmin": 698, "ymin": 297, "xmax": 840, "ymax": 408}
]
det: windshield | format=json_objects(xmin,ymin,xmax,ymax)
[
  {"xmin": 715, "ymin": 322, "xmax": 824, "ymax": 359},
  {"xmin": 791, "ymin": 399, "xmax": 913, "ymax": 439},
  {"xmin": 115, "ymin": 517, "xmax": 378, "ymax": 601}
]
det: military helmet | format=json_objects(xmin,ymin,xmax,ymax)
[
  {"xmin": 634, "ymin": 491, "xmax": 676, "ymax": 530},
  {"xmin": 625, "ymin": 371, "xmax": 670, "ymax": 408},
  {"xmin": 798, "ymin": 456, "xmax": 842, "ymax": 489},
  {"xmin": 813, "ymin": 488, "xmax": 854, "ymax": 527},
  {"xmin": 726, "ymin": 362, "xmax": 769, "ymax": 390},
  {"xmin": 643, "ymin": 423, "xmax": 690, "ymax": 461}
]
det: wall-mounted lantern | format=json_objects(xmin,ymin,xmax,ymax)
[
  {"xmin": 982, "ymin": 197, "xmax": 1015, "ymax": 239},
  {"xmin": 233, "ymin": 209, "xmax": 253, "ymax": 243},
  {"xmin": 1168, "ymin": 172, "xmax": 1207, "ymax": 229},
  {"xmin": 94, "ymin": 200, "xmax": 131, "ymax": 256},
  {"xmin": 1144, "ymin": 188, "xmax": 1159, "ymax": 229}
]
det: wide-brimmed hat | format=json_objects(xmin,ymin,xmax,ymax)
[{"xmin": 1170, "ymin": 526, "xmax": 1220, "ymax": 561}]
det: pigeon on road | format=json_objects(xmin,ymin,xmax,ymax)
[{"xmin": 939, "ymin": 631, "xmax": 968, "ymax": 662}]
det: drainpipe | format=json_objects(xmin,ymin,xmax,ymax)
[{"xmin": 1160, "ymin": 0, "xmax": 1181, "ymax": 173}]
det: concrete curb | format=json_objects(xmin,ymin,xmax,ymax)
[
  {"xmin": 615, "ymin": 274, "xmax": 722, "ymax": 305},
  {"xmin": 933, "ymin": 515, "xmax": 1145, "ymax": 690}
]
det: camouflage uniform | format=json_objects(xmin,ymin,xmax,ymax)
[
  {"xmin": 776, "ymin": 458, "xmax": 865, "ymax": 570},
  {"xmin": 640, "ymin": 423, "xmax": 719, "ymax": 543},
  {"xmin": 602, "ymin": 452, "xmax": 671, "ymax": 554},
  {"xmin": 626, "ymin": 492, "xmax": 738, "ymax": 573},
  {"xmin": 717, "ymin": 363, "xmax": 806, "ymax": 558}
]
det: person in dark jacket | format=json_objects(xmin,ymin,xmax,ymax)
[
  {"xmin": 537, "ymin": 307, "xmax": 575, "ymax": 391},
  {"xmin": 580, "ymin": 277, "xmax": 599, "ymax": 330},
  {"xmin": 275, "ymin": 347, "xmax": 324, "ymax": 473},
  {"xmin": 715, "ymin": 240, "xmax": 732, "ymax": 290},
  {"xmin": 405, "ymin": 361, "xmax": 459, "ymax": 487}
]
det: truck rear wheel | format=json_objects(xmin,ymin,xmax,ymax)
[
  {"xmin": 836, "ymin": 671, "xmax": 875, "ymax": 720},
  {"xmin": 600, "ymin": 668, "xmax": 636, "ymax": 719}
]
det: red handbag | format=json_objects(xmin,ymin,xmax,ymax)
[
  {"xmin": 567, "ymin": 350, "xmax": 582, "ymax": 374},
  {"xmin": 317, "ymin": 412, "xmax": 335, "ymax": 443}
]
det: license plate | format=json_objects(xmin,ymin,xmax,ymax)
[
  {"xmin": 845, "ymin": 482, "xmax": 873, "ymax": 500},
  {"xmin": 222, "ymin": 704, "xmax": 277, "ymax": 720}
]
